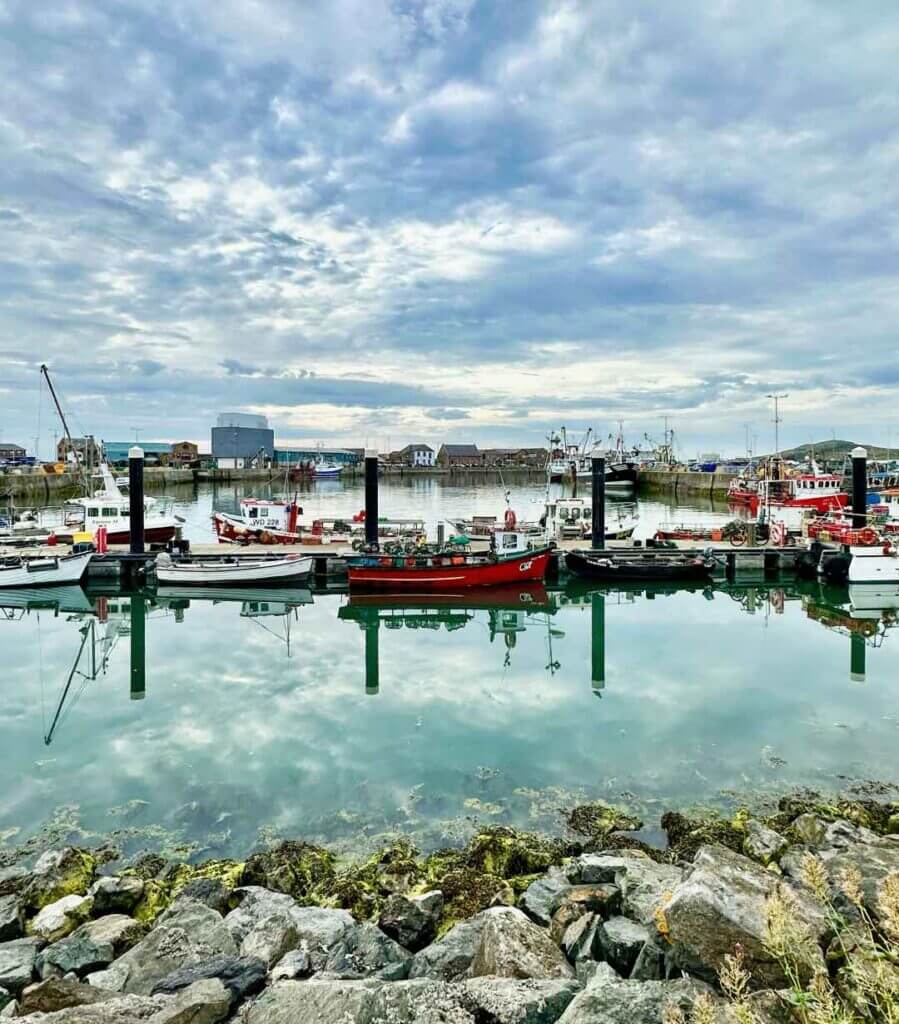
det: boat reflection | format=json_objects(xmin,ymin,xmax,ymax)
[{"xmin": 338, "ymin": 584, "xmax": 561, "ymax": 694}]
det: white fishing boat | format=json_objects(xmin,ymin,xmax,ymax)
[
  {"xmin": 543, "ymin": 497, "xmax": 639, "ymax": 542},
  {"xmin": 0, "ymin": 585, "xmax": 95, "ymax": 615},
  {"xmin": 313, "ymin": 458, "xmax": 343, "ymax": 479},
  {"xmin": 0, "ymin": 551, "xmax": 92, "ymax": 588},
  {"xmin": 6, "ymin": 465, "xmax": 180, "ymax": 544},
  {"xmin": 155, "ymin": 552, "xmax": 313, "ymax": 586}
]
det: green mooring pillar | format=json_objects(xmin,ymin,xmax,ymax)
[
  {"xmin": 591, "ymin": 592, "xmax": 605, "ymax": 693},
  {"xmin": 850, "ymin": 633, "xmax": 866, "ymax": 683},
  {"xmin": 130, "ymin": 595, "xmax": 146, "ymax": 700},
  {"xmin": 365, "ymin": 624, "xmax": 380, "ymax": 695}
]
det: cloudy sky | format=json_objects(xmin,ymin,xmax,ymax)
[{"xmin": 1, "ymin": 0, "xmax": 897, "ymax": 457}]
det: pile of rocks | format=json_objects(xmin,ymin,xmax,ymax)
[{"xmin": 0, "ymin": 799, "xmax": 896, "ymax": 1022}]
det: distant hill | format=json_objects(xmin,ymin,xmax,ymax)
[{"xmin": 766, "ymin": 439, "xmax": 897, "ymax": 461}]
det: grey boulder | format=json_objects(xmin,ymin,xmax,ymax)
[
  {"xmin": 558, "ymin": 974, "xmax": 714, "ymax": 1024},
  {"xmin": 28, "ymin": 895, "xmax": 93, "ymax": 943},
  {"xmin": 15, "ymin": 992, "xmax": 169, "ymax": 1021},
  {"xmin": 743, "ymin": 821, "xmax": 788, "ymax": 866},
  {"xmin": 518, "ymin": 867, "xmax": 572, "ymax": 927},
  {"xmin": 464, "ymin": 977, "xmax": 581, "ymax": 1024},
  {"xmin": 319, "ymin": 923, "xmax": 411, "ymax": 980},
  {"xmin": 378, "ymin": 890, "xmax": 443, "ymax": 951},
  {"xmin": 662, "ymin": 844, "xmax": 828, "ymax": 987},
  {"xmin": 151, "ymin": 955, "xmax": 266, "ymax": 1004},
  {"xmin": 595, "ymin": 916, "xmax": 649, "ymax": 976},
  {"xmin": 148, "ymin": 978, "xmax": 231, "ymax": 1024},
  {"xmin": 86, "ymin": 899, "xmax": 236, "ymax": 996},
  {"xmin": 560, "ymin": 914, "xmax": 601, "ymax": 963},
  {"xmin": 818, "ymin": 837, "xmax": 899, "ymax": 909},
  {"xmin": 40, "ymin": 916, "xmax": 146, "ymax": 978},
  {"xmin": 225, "ymin": 887, "xmax": 353, "ymax": 972},
  {"xmin": 0, "ymin": 937, "xmax": 43, "ymax": 995},
  {"xmin": 269, "ymin": 949, "xmax": 311, "ymax": 982},
  {"xmin": 18, "ymin": 977, "xmax": 113, "ymax": 1016},
  {"xmin": 0, "ymin": 866, "xmax": 29, "ymax": 899},
  {"xmin": 565, "ymin": 854, "xmax": 681, "ymax": 925},
  {"xmin": 240, "ymin": 979, "xmax": 475, "ymax": 1024},
  {"xmin": 88, "ymin": 878, "xmax": 145, "ymax": 917},
  {"xmin": 0, "ymin": 897, "xmax": 23, "ymax": 943},
  {"xmin": 410, "ymin": 907, "xmax": 574, "ymax": 982}
]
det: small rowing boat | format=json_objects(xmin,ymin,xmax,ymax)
[
  {"xmin": 565, "ymin": 550, "xmax": 715, "ymax": 582},
  {"xmin": 0, "ymin": 551, "xmax": 92, "ymax": 588},
  {"xmin": 155, "ymin": 552, "xmax": 313, "ymax": 586}
]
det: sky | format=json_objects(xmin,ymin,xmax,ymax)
[{"xmin": 1, "ymin": 0, "xmax": 898, "ymax": 458}]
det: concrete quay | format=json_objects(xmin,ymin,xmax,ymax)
[{"xmin": 637, "ymin": 467, "xmax": 737, "ymax": 499}]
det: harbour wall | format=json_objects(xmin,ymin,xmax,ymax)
[
  {"xmin": 1, "ymin": 467, "xmax": 200, "ymax": 503},
  {"xmin": 637, "ymin": 468, "xmax": 736, "ymax": 499}
]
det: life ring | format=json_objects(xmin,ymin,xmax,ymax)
[
  {"xmin": 504, "ymin": 508, "xmax": 517, "ymax": 530},
  {"xmin": 730, "ymin": 532, "xmax": 746, "ymax": 547},
  {"xmin": 859, "ymin": 527, "xmax": 878, "ymax": 546},
  {"xmin": 353, "ymin": 510, "xmax": 366, "ymax": 522},
  {"xmin": 883, "ymin": 541, "xmax": 893, "ymax": 556}
]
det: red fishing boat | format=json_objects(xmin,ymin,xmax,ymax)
[
  {"xmin": 728, "ymin": 458, "xmax": 847, "ymax": 515},
  {"xmin": 346, "ymin": 532, "xmax": 553, "ymax": 591}
]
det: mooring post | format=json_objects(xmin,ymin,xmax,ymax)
[
  {"xmin": 851, "ymin": 446, "xmax": 867, "ymax": 530},
  {"xmin": 850, "ymin": 633, "xmax": 866, "ymax": 683},
  {"xmin": 591, "ymin": 592, "xmax": 605, "ymax": 693},
  {"xmin": 130, "ymin": 594, "xmax": 146, "ymax": 700},
  {"xmin": 592, "ymin": 457, "xmax": 606, "ymax": 550},
  {"xmin": 437, "ymin": 522, "xmax": 445, "ymax": 548},
  {"xmin": 364, "ymin": 448, "xmax": 379, "ymax": 549},
  {"xmin": 365, "ymin": 623, "xmax": 380, "ymax": 695},
  {"xmin": 129, "ymin": 446, "xmax": 145, "ymax": 554},
  {"xmin": 570, "ymin": 462, "xmax": 578, "ymax": 498}
]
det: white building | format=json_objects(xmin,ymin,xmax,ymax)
[{"xmin": 399, "ymin": 443, "xmax": 436, "ymax": 467}]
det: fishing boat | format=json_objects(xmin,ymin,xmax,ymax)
[
  {"xmin": 565, "ymin": 550, "xmax": 715, "ymax": 582},
  {"xmin": 819, "ymin": 536, "xmax": 899, "ymax": 584},
  {"xmin": 543, "ymin": 497, "xmax": 638, "ymax": 542},
  {"xmin": 5, "ymin": 465, "xmax": 180, "ymax": 545},
  {"xmin": 155, "ymin": 552, "xmax": 313, "ymax": 586},
  {"xmin": 0, "ymin": 551, "xmax": 92, "ymax": 588},
  {"xmin": 728, "ymin": 458, "xmax": 847, "ymax": 517},
  {"xmin": 313, "ymin": 457, "xmax": 342, "ymax": 479},
  {"xmin": 346, "ymin": 532, "xmax": 553, "ymax": 591},
  {"xmin": 212, "ymin": 498, "xmax": 424, "ymax": 546},
  {"xmin": 546, "ymin": 426, "xmax": 637, "ymax": 491}
]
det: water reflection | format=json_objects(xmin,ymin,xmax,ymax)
[{"xmin": 1, "ymin": 577, "xmax": 897, "ymax": 856}]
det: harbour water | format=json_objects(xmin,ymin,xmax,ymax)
[{"xmin": 1, "ymin": 480, "xmax": 897, "ymax": 863}]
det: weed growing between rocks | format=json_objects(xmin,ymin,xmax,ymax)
[{"xmin": 667, "ymin": 859, "xmax": 899, "ymax": 1024}]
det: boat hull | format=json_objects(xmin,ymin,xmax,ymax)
[
  {"xmin": 213, "ymin": 511, "xmax": 299, "ymax": 545},
  {"xmin": 347, "ymin": 548, "xmax": 553, "ymax": 590},
  {"xmin": 565, "ymin": 550, "xmax": 713, "ymax": 582},
  {"xmin": 0, "ymin": 552, "xmax": 92, "ymax": 588},
  {"xmin": 156, "ymin": 555, "xmax": 313, "ymax": 586}
]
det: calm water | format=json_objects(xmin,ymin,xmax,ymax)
[{"xmin": 1, "ymin": 480, "xmax": 897, "ymax": 862}]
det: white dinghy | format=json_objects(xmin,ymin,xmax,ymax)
[
  {"xmin": 155, "ymin": 552, "xmax": 313, "ymax": 587},
  {"xmin": 0, "ymin": 551, "xmax": 92, "ymax": 589}
]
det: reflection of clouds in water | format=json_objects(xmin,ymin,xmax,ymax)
[{"xmin": 0, "ymin": 582, "xmax": 897, "ymax": 854}]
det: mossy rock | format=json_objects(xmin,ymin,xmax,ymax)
[
  {"xmin": 27, "ymin": 848, "xmax": 98, "ymax": 911},
  {"xmin": 241, "ymin": 840, "xmax": 335, "ymax": 903},
  {"xmin": 315, "ymin": 839, "xmax": 424, "ymax": 920},
  {"xmin": 564, "ymin": 802, "xmax": 643, "ymax": 842},
  {"xmin": 132, "ymin": 879, "xmax": 176, "ymax": 924},
  {"xmin": 660, "ymin": 811, "xmax": 745, "ymax": 861},
  {"xmin": 461, "ymin": 826, "xmax": 569, "ymax": 879},
  {"xmin": 434, "ymin": 867, "xmax": 514, "ymax": 936},
  {"xmin": 178, "ymin": 859, "xmax": 244, "ymax": 894},
  {"xmin": 123, "ymin": 853, "xmax": 169, "ymax": 881},
  {"xmin": 583, "ymin": 831, "xmax": 665, "ymax": 862},
  {"xmin": 776, "ymin": 794, "xmax": 899, "ymax": 835}
]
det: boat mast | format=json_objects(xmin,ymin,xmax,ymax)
[{"xmin": 40, "ymin": 364, "xmax": 88, "ymax": 490}]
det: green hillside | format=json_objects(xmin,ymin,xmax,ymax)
[{"xmin": 769, "ymin": 439, "xmax": 897, "ymax": 461}]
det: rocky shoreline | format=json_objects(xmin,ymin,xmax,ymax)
[{"xmin": 0, "ymin": 792, "xmax": 896, "ymax": 1022}]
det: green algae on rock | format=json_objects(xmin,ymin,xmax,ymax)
[
  {"xmin": 240, "ymin": 840, "xmax": 336, "ymax": 903},
  {"xmin": 564, "ymin": 802, "xmax": 642, "ymax": 843}
]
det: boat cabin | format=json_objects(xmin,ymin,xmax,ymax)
[
  {"xmin": 234, "ymin": 498, "xmax": 300, "ymax": 533},
  {"xmin": 544, "ymin": 498, "xmax": 593, "ymax": 540}
]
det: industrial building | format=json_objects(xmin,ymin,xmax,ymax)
[{"xmin": 212, "ymin": 413, "xmax": 274, "ymax": 468}]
